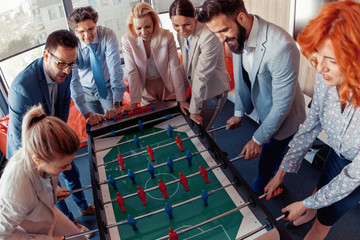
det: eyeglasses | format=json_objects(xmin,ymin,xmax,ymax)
[
  {"xmin": 49, "ymin": 52, "xmax": 79, "ymax": 69},
  {"xmin": 75, "ymin": 27, "xmax": 96, "ymax": 35}
]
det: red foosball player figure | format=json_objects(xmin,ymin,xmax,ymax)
[
  {"xmin": 199, "ymin": 165, "xmax": 210, "ymax": 184},
  {"xmin": 168, "ymin": 227, "xmax": 178, "ymax": 240},
  {"xmin": 179, "ymin": 172, "xmax": 190, "ymax": 191},
  {"xmin": 146, "ymin": 145, "xmax": 155, "ymax": 161},
  {"xmin": 117, "ymin": 153, "xmax": 125, "ymax": 170},
  {"xmin": 175, "ymin": 136, "xmax": 184, "ymax": 152},
  {"xmin": 158, "ymin": 179, "xmax": 169, "ymax": 199},
  {"xmin": 137, "ymin": 186, "xmax": 148, "ymax": 206},
  {"xmin": 116, "ymin": 192, "xmax": 126, "ymax": 212}
]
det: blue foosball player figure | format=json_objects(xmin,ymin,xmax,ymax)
[
  {"xmin": 167, "ymin": 157, "xmax": 174, "ymax": 172},
  {"xmin": 164, "ymin": 202, "xmax": 174, "ymax": 219},
  {"xmin": 186, "ymin": 150, "xmax": 192, "ymax": 167},
  {"xmin": 134, "ymin": 134, "xmax": 140, "ymax": 148},
  {"xmin": 167, "ymin": 124, "xmax": 173, "ymax": 138},
  {"xmin": 147, "ymin": 163, "xmax": 155, "ymax": 178},
  {"xmin": 138, "ymin": 120, "xmax": 144, "ymax": 133},
  {"xmin": 108, "ymin": 175, "xmax": 118, "ymax": 191},
  {"xmin": 127, "ymin": 214, "xmax": 138, "ymax": 231},
  {"xmin": 128, "ymin": 169, "xmax": 136, "ymax": 184},
  {"xmin": 201, "ymin": 189, "xmax": 208, "ymax": 206}
]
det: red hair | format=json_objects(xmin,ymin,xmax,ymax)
[{"xmin": 297, "ymin": 0, "xmax": 360, "ymax": 107}]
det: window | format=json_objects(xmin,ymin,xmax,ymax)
[
  {"xmin": 72, "ymin": 0, "xmax": 140, "ymax": 51},
  {"xmin": 48, "ymin": 8, "xmax": 57, "ymax": 20},
  {"xmin": 0, "ymin": 0, "xmax": 68, "ymax": 89}
]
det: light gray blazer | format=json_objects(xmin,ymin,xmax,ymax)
[
  {"xmin": 233, "ymin": 16, "xmax": 306, "ymax": 144},
  {"xmin": 177, "ymin": 22, "xmax": 230, "ymax": 114}
]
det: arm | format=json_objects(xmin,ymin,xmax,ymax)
[
  {"xmin": 70, "ymin": 68, "xmax": 91, "ymax": 117},
  {"xmin": 167, "ymin": 33, "xmax": 186, "ymax": 103},
  {"xmin": 253, "ymin": 43, "xmax": 301, "ymax": 144},
  {"xmin": 0, "ymin": 198, "xmax": 52, "ymax": 240},
  {"xmin": 188, "ymin": 33, "xmax": 223, "ymax": 114},
  {"xmin": 305, "ymin": 154, "xmax": 360, "ymax": 209},
  {"xmin": 121, "ymin": 35, "xmax": 143, "ymax": 105},
  {"xmin": 104, "ymin": 29, "xmax": 126, "ymax": 104},
  {"xmin": 7, "ymin": 86, "xmax": 31, "ymax": 159},
  {"xmin": 265, "ymin": 73, "xmax": 324, "ymax": 197}
]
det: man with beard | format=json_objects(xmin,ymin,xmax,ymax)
[
  {"xmin": 7, "ymin": 30, "xmax": 94, "ymax": 237},
  {"xmin": 198, "ymin": 0, "xmax": 306, "ymax": 195}
]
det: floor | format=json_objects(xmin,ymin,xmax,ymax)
[{"xmin": 65, "ymin": 100, "xmax": 360, "ymax": 240}]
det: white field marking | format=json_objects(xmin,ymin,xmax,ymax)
[{"xmin": 144, "ymin": 173, "xmax": 180, "ymax": 200}]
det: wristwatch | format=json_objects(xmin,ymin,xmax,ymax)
[{"xmin": 114, "ymin": 101, "xmax": 122, "ymax": 107}]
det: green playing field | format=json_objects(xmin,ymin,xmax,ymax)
[{"xmin": 100, "ymin": 119, "xmax": 244, "ymax": 239}]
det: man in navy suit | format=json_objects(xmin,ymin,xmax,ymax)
[
  {"xmin": 7, "ymin": 30, "xmax": 94, "ymax": 235},
  {"xmin": 199, "ymin": 0, "xmax": 306, "ymax": 195}
]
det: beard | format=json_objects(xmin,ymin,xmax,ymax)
[{"xmin": 226, "ymin": 21, "xmax": 247, "ymax": 54}]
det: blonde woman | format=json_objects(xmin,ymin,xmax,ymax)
[
  {"xmin": 0, "ymin": 105, "xmax": 86, "ymax": 239},
  {"xmin": 122, "ymin": 2, "xmax": 187, "ymax": 111}
]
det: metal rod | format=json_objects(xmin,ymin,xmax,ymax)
[
  {"xmin": 156, "ymin": 193, "xmax": 267, "ymax": 240},
  {"xmin": 93, "ymin": 113, "xmax": 180, "ymax": 140},
  {"xmin": 235, "ymin": 212, "xmax": 287, "ymax": 240},
  {"xmin": 93, "ymin": 123, "xmax": 187, "ymax": 154},
  {"xmin": 64, "ymin": 228, "xmax": 99, "ymax": 240},
  {"xmin": 96, "ymin": 124, "xmax": 227, "ymax": 167},
  {"xmin": 102, "ymin": 155, "xmax": 245, "ymax": 205},
  {"xmin": 106, "ymin": 182, "xmax": 235, "ymax": 229}
]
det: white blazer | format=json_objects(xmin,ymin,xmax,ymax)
[
  {"xmin": 122, "ymin": 29, "xmax": 187, "ymax": 104},
  {"xmin": 0, "ymin": 153, "xmax": 58, "ymax": 239}
]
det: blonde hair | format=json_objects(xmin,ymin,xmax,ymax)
[
  {"xmin": 14, "ymin": 105, "xmax": 80, "ymax": 172},
  {"xmin": 126, "ymin": 2, "xmax": 162, "ymax": 48}
]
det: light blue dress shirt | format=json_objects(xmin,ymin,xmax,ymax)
[{"xmin": 71, "ymin": 26, "xmax": 126, "ymax": 116}]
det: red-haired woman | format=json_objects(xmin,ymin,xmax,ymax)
[{"xmin": 264, "ymin": 1, "xmax": 360, "ymax": 239}]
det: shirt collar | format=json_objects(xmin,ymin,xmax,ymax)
[
  {"xmin": 80, "ymin": 30, "xmax": 100, "ymax": 50},
  {"xmin": 244, "ymin": 15, "xmax": 258, "ymax": 51},
  {"xmin": 43, "ymin": 66, "xmax": 56, "ymax": 85}
]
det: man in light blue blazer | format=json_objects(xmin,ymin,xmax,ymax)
[
  {"xmin": 7, "ymin": 30, "xmax": 94, "ymax": 235},
  {"xmin": 199, "ymin": 0, "xmax": 306, "ymax": 195}
]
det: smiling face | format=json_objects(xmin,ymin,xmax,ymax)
[
  {"xmin": 171, "ymin": 15, "xmax": 196, "ymax": 39},
  {"xmin": 43, "ymin": 45, "xmax": 78, "ymax": 84},
  {"xmin": 74, "ymin": 19, "xmax": 97, "ymax": 45},
  {"xmin": 315, "ymin": 39, "xmax": 345, "ymax": 87},
  {"xmin": 206, "ymin": 13, "xmax": 247, "ymax": 54},
  {"xmin": 133, "ymin": 15, "xmax": 154, "ymax": 42}
]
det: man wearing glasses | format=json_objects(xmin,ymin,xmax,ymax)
[
  {"xmin": 68, "ymin": 6, "xmax": 127, "ymax": 125},
  {"xmin": 7, "ymin": 30, "xmax": 94, "ymax": 237}
]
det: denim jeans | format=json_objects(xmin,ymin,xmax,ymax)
[
  {"xmin": 251, "ymin": 134, "xmax": 294, "ymax": 195},
  {"xmin": 317, "ymin": 148, "xmax": 360, "ymax": 226},
  {"xmin": 56, "ymin": 161, "xmax": 88, "ymax": 219}
]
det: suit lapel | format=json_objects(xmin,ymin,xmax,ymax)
[
  {"xmin": 37, "ymin": 58, "xmax": 52, "ymax": 115},
  {"xmin": 137, "ymin": 37, "xmax": 147, "ymax": 83},
  {"xmin": 186, "ymin": 23, "xmax": 202, "ymax": 74},
  {"xmin": 250, "ymin": 17, "xmax": 267, "ymax": 83}
]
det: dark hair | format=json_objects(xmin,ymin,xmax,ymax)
[
  {"xmin": 169, "ymin": 0, "xmax": 196, "ymax": 18},
  {"xmin": 44, "ymin": 30, "xmax": 78, "ymax": 53},
  {"xmin": 67, "ymin": 6, "xmax": 99, "ymax": 30},
  {"xmin": 197, "ymin": 0, "xmax": 247, "ymax": 23}
]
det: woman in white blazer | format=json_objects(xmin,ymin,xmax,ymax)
[
  {"xmin": 169, "ymin": 0, "xmax": 230, "ymax": 130},
  {"xmin": 0, "ymin": 105, "xmax": 86, "ymax": 240},
  {"xmin": 122, "ymin": 2, "xmax": 187, "ymax": 111}
]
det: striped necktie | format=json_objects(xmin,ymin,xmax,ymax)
[{"xmin": 88, "ymin": 43, "xmax": 108, "ymax": 99}]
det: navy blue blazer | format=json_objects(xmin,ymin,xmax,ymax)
[{"xmin": 7, "ymin": 58, "xmax": 71, "ymax": 159}]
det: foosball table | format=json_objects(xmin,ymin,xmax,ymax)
[{"xmin": 71, "ymin": 102, "xmax": 291, "ymax": 240}]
